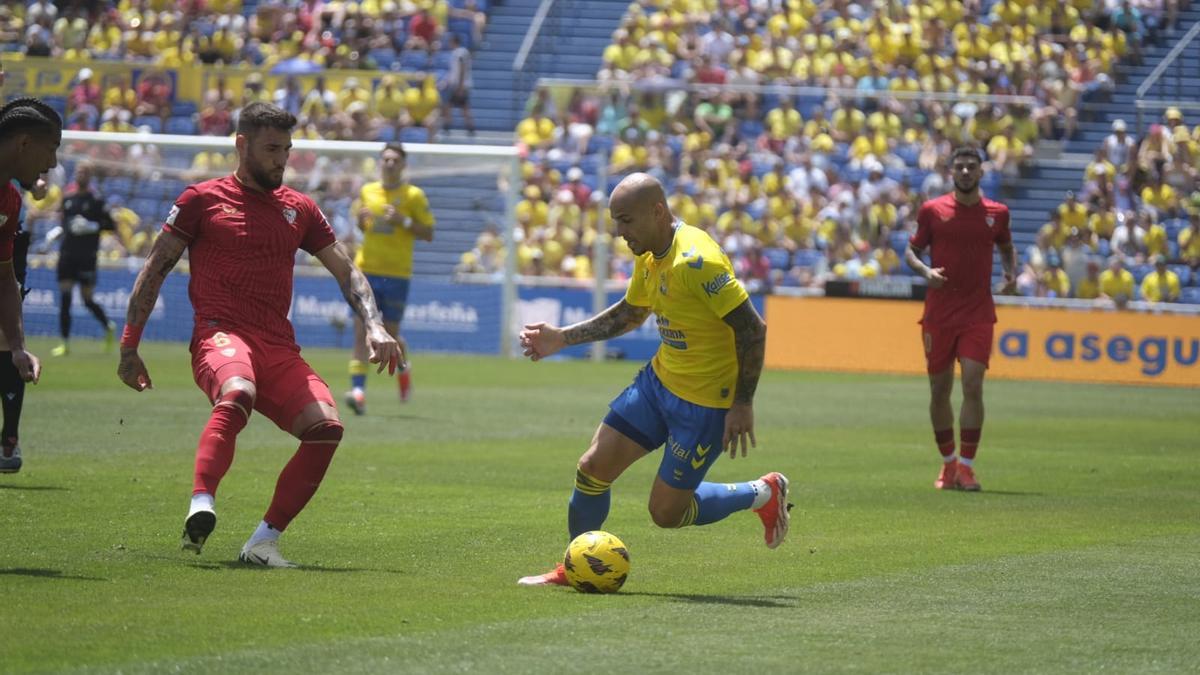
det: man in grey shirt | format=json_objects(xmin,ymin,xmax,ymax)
[{"xmin": 442, "ymin": 33, "xmax": 476, "ymax": 136}]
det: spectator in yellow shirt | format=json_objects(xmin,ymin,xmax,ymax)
[
  {"xmin": 1099, "ymin": 256, "xmax": 1136, "ymax": 307},
  {"xmin": 1041, "ymin": 254, "xmax": 1071, "ymax": 297},
  {"xmin": 986, "ymin": 127, "xmax": 1027, "ymax": 175},
  {"xmin": 764, "ymin": 97, "xmax": 802, "ymax": 152},
  {"xmin": 1075, "ymin": 260, "xmax": 1102, "ymax": 299},
  {"xmin": 1140, "ymin": 173, "xmax": 1179, "ymax": 218},
  {"xmin": 1038, "ymin": 210, "xmax": 1070, "ymax": 252},
  {"xmin": 516, "ymin": 109, "xmax": 557, "ymax": 151},
  {"xmin": 516, "ymin": 185, "xmax": 549, "ymax": 231},
  {"xmin": 1140, "ymin": 255, "xmax": 1181, "ymax": 302},
  {"xmin": 1057, "ymin": 191, "xmax": 1089, "ymax": 232},
  {"xmin": 1143, "ymin": 216, "xmax": 1169, "ymax": 258},
  {"xmin": 1178, "ymin": 212, "xmax": 1200, "ymax": 268}
]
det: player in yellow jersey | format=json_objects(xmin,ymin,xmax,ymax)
[
  {"xmin": 515, "ymin": 174, "xmax": 791, "ymax": 587},
  {"xmin": 345, "ymin": 143, "xmax": 434, "ymax": 414}
]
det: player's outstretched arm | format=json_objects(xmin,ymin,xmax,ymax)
[
  {"xmin": 314, "ymin": 242, "xmax": 404, "ymax": 375},
  {"xmin": 906, "ymin": 243, "xmax": 946, "ymax": 288},
  {"xmin": 520, "ymin": 299, "xmax": 650, "ymax": 361},
  {"xmin": 722, "ymin": 299, "xmax": 766, "ymax": 458},
  {"xmin": 117, "ymin": 231, "xmax": 187, "ymax": 391},
  {"xmin": 0, "ymin": 260, "xmax": 39, "ymax": 384}
]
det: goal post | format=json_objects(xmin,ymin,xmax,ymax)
[{"xmin": 29, "ymin": 130, "xmax": 520, "ymax": 355}]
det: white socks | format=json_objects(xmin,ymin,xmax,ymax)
[
  {"xmin": 248, "ymin": 520, "xmax": 281, "ymax": 546},
  {"xmin": 749, "ymin": 479, "xmax": 772, "ymax": 509},
  {"xmin": 189, "ymin": 492, "xmax": 214, "ymax": 516},
  {"xmin": 959, "ymin": 457, "xmax": 974, "ymax": 468}
]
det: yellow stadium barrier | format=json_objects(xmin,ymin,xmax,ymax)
[{"xmin": 765, "ymin": 296, "xmax": 1200, "ymax": 388}]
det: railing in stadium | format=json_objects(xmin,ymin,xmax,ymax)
[{"xmin": 1135, "ymin": 19, "xmax": 1200, "ymax": 132}]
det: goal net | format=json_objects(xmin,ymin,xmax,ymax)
[{"xmin": 22, "ymin": 130, "xmax": 520, "ymax": 355}]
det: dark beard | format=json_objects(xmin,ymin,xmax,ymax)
[{"xmin": 250, "ymin": 165, "xmax": 283, "ymax": 191}]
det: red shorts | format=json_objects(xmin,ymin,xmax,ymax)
[
  {"xmin": 191, "ymin": 329, "xmax": 335, "ymax": 432},
  {"xmin": 921, "ymin": 322, "xmax": 994, "ymax": 375}
]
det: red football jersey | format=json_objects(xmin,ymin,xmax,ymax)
[
  {"xmin": 0, "ymin": 183, "xmax": 21, "ymax": 263},
  {"xmin": 163, "ymin": 176, "xmax": 336, "ymax": 346},
  {"xmin": 910, "ymin": 193, "xmax": 1011, "ymax": 328}
]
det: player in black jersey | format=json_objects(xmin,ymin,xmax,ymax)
[{"xmin": 51, "ymin": 162, "xmax": 116, "ymax": 356}]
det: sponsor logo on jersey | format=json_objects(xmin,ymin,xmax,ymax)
[{"xmin": 702, "ymin": 271, "xmax": 732, "ymax": 297}]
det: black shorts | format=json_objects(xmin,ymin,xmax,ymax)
[
  {"xmin": 448, "ymin": 89, "xmax": 469, "ymax": 107},
  {"xmin": 57, "ymin": 256, "xmax": 98, "ymax": 285}
]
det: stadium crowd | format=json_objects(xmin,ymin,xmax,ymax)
[
  {"xmin": 452, "ymin": 0, "xmax": 1197, "ymax": 304},
  {"xmin": 2, "ymin": 0, "xmax": 484, "ymax": 140},
  {"xmin": 6, "ymin": 0, "xmax": 1199, "ymax": 304},
  {"xmin": 1016, "ymin": 106, "xmax": 1200, "ymax": 304}
]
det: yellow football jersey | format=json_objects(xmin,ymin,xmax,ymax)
[
  {"xmin": 354, "ymin": 181, "xmax": 435, "ymax": 278},
  {"xmin": 625, "ymin": 223, "xmax": 750, "ymax": 409}
]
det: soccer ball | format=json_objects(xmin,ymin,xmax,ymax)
[{"xmin": 563, "ymin": 531, "xmax": 630, "ymax": 594}]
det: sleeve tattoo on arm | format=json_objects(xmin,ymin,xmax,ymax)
[
  {"xmin": 723, "ymin": 300, "xmax": 767, "ymax": 404},
  {"xmin": 562, "ymin": 300, "xmax": 651, "ymax": 345}
]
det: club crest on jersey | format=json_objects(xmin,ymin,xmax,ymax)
[
  {"xmin": 0, "ymin": 215, "xmax": 7, "ymax": 228},
  {"xmin": 985, "ymin": 215, "xmax": 995, "ymax": 228},
  {"xmin": 282, "ymin": 207, "xmax": 297, "ymax": 224},
  {"xmin": 221, "ymin": 204, "xmax": 237, "ymax": 215},
  {"xmin": 165, "ymin": 205, "xmax": 179, "ymax": 225}
]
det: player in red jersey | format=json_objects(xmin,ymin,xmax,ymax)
[
  {"xmin": 0, "ymin": 98, "xmax": 61, "ymax": 474},
  {"xmin": 117, "ymin": 103, "xmax": 404, "ymax": 567},
  {"xmin": 905, "ymin": 146, "xmax": 1017, "ymax": 492}
]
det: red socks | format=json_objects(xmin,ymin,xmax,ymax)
[
  {"xmin": 263, "ymin": 421, "xmax": 343, "ymax": 531},
  {"xmin": 960, "ymin": 428, "xmax": 981, "ymax": 461},
  {"xmin": 934, "ymin": 428, "xmax": 955, "ymax": 461},
  {"xmin": 192, "ymin": 404, "xmax": 249, "ymax": 496}
]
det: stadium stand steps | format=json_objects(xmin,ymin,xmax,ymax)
[
  {"xmin": 469, "ymin": 0, "xmax": 627, "ymax": 133},
  {"xmin": 1011, "ymin": 14, "xmax": 1200, "ymax": 238}
]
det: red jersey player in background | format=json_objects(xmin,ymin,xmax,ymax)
[
  {"xmin": 0, "ymin": 98, "xmax": 61, "ymax": 474},
  {"xmin": 905, "ymin": 146, "xmax": 1017, "ymax": 492},
  {"xmin": 117, "ymin": 103, "xmax": 403, "ymax": 567}
]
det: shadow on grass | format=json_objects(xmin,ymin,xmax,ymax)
[
  {"xmin": 618, "ymin": 591, "xmax": 800, "ymax": 608},
  {"xmin": 180, "ymin": 560, "xmax": 407, "ymax": 574},
  {"xmin": 976, "ymin": 490, "xmax": 1044, "ymax": 497},
  {"xmin": 0, "ymin": 483, "xmax": 70, "ymax": 491},
  {"xmin": 0, "ymin": 567, "xmax": 107, "ymax": 581}
]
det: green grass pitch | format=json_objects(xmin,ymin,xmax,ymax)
[{"xmin": 2, "ymin": 337, "xmax": 1198, "ymax": 673}]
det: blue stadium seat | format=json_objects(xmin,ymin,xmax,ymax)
[
  {"xmin": 587, "ymin": 135, "xmax": 615, "ymax": 155},
  {"xmin": 103, "ymin": 176, "xmax": 134, "ymax": 196},
  {"xmin": 1131, "ymin": 264, "xmax": 1154, "ymax": 283},
  {"xmin": 738, "ymin": 119, "xmax": 763, "ymax": 139},
  {"xmin": 134, "ymin": 116, "xmax": 162, "ymax": 133},
  {"xmin": 1180, "ymin": 286, "xmax": 1200, "ymax": 304},
  {"xmin": 763, "ymin": 247, "xmax": 790, "ymax": 270},
  {"xmin": 400, "ymin": 127, "xmax": 428, "ymax": 143},
  {"xmin": 1169, "ymin": 265, "xmax": 1192, "ymax": 286},
  {"xmin": 172, "ymin": 101, "xmax": 198, "ymax": 117},
  {"xmin": 165, "ymin": 116, "xmax": 197, "ymax": 135},
  {"xmin": 377, "ymin": 125, "xmax": 397, "ymax": 142},
  {"xmin": 370, "ymin": 48, "xmax": 398, "ymax": 70},
  {"xmin": 400, "ymin": 51, "xmax": 430, "ymax": 70},
  {"xmin": 1097, "ymin": 239, "xmax": 1111, "ymax": 257},
  {"xmin": 793, "ymin": 249, "xmax": 823, "ymax": 268}
]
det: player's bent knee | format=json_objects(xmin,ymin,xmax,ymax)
[
  {"xmin": 299, "ymin": 420, "xmax": 344, "ymax": 445},
  {"xmin": 648, "ymin": 502, "xmax": 688, "ymax": 529},
  {"xmin": 215, "ymin": 386, "xmax": 255, "ymax": 420}
]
